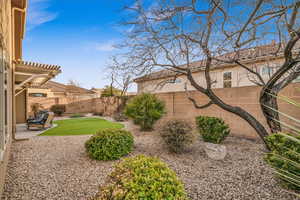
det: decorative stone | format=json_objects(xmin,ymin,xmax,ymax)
[{"xmin": 204, "ymin": 142, "xmax": 227, "ymax": 160}]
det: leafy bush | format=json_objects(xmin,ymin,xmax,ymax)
[
  {"xmin": 70, "ymin": 113, "xmax": 84, "ymax": 118},
  {"xmin": 85, "ymin": 128, "xmax": 134, "ymax": 161},
  {"xmin": 50, "ymin": 104, "xmax": 66, "ymax": 116},
  {"xmin": 124, "ymin": 93, "xmax": 165, "ymax": 131},
  {"xmin": 196, "ymin": 116, "xmax": 230, "ymax": 144},
  {"xmin": 265, "ymin": 133, "xmax": 300, "ymax": 191},
  {"xmin": 160, "ymin": 120, "xmax": 194, "ymax": 153},
  {"xmin": 94, "ymin": 155, "xmax": 188, "ymax": 200}
]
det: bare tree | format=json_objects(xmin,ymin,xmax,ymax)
[
  {"xmin": 103, "ymin": 56, "xmax": 135, "ymax": 113},
  {"xmin": 106, "ymin": 56, "xmax": 134, "ymax": 97},
  {"xmin": 115, "ymin": 0, "xmax": 300, "ymax": 148},
  {"xmin": 67, "ymin": 79, "xmax": 81, "ymax": 87}
]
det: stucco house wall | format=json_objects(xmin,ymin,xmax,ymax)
[
  {"xmin": 0, "ymin": 0, "xmax": 17, "ymax": 197},
  {"xmin": 137, "ymin": 58, "xmax": 286, "ymax": 93}
]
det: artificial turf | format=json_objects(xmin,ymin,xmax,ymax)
[{"xmin": 39, "ymin": 117, "xmax": 124, "ymax": 136}]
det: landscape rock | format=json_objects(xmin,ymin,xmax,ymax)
[{"xmin": 204, "ymin": 142, "xmax": 227, "ymax": 160}]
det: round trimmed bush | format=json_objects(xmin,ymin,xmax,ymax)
[
  {"xmin": 124, "ymin": 93, "xmax": 165, "ymax": 131},
  {"xmin": 94, "ymin": 155, "xmax": 188, "ymax": 200},
  {"xmin": 50, "ymin": 104, "xmax": 66, "ymax": 116},
  {"xmin": 196, "ymin": 116, "xmax": 230, "ymax": 144},
  {"xmin": 160, "ymin": 120, "xmax": 194, "ymax": 153},
  {"xmin": 85, "ymin": 128, "xmax": 134, "ymax": 161}
]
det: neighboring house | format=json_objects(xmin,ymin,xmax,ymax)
[
  {"xmin": 90, "ymin": 87, "xmax": 104, "ymax": 98},
  {"xmin": 0, "ymin": 0, "xmax": 61, "ymax": 196},
  {"xmin": 28, "ymin": 81, "xmax": 96, "ymax": 102},
  {"xmin": 27, "ymin": 81, "xmax": 96, "ymax": 115},
  {"xmin": 135, "ymin": 42, "xmax": 300, "ymax": 93}
]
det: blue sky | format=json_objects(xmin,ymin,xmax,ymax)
[{"xmin": 24, "ymin": 0, "xmax": 135, "ymax": 90}]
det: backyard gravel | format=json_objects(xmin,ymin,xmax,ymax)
[{"xmin": 2, "ymin": 119, "xmax": 298, "ymax": 200}]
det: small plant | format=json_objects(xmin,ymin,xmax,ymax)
[
  {"xmin": 50, "ymin": 104, "xmax": 66, "ymax": 116},
  {"xmin": 265, "ymin": 133, "xmax": 300, "ymax": 191},
  {"xmin": 160, "ymin": 120, "xmax": 194, "ymax": 153},
  {"xmin": 196, "ymin": 116, "xmax": 230, "ymax": 144},
  {"xmin": 94, "ymin": 155, "xmax": 188, "ymax": 200},
  {"xmin": 85, "ymin": 128, "xmax": 134, "ymax": 161},
  {"xmin": 70, "ymin": 113, "xmax": 84, "ymax": 118},
  {"xmin": 124, "ymin": 93, "xmax": 165, "ymax": 131}
]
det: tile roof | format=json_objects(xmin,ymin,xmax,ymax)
[
  {"xmin": 30, "ymin": 81, "xmax": 95, "ymax": 94},
  {"xmin": 134, "ymin": 42, "xmax": 300, "ymax": 82}
]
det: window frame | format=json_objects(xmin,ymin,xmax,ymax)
[
  {"xmin": 29, "ymin": 93, "xmax": 47, "ymax": 97},
  {"xmin": 223, "ymin": 71, "xmax": 232, "ymax": 88}
]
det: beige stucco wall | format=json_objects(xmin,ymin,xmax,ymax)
[
  {"xmin": 0, "ymin": 0, "xmax": 13, "ymax": 198},
  {"xmin": 137, "ymin": 58, "xmax": 285, "ymax": 93}
]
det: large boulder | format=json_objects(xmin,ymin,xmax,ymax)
[{"xmin": 204, "ymin": 142, "xmax": 227, "ymax": 160}]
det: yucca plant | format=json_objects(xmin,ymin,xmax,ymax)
[{"xmin": 263, "ymin": 91, "xmax": 300, "ymax": 197}]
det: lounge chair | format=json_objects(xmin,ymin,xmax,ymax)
[{"xmin": 27, "ymin": 111, "xmax": 54, "ymax": 130}]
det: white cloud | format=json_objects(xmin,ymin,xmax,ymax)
[
  {"xmin": 27, "ymin": 0, "xmax": 58, "ymax": 30},
  {"xmin": 95, "ymin": 41, "xmax": 116, "ymax": 52}
]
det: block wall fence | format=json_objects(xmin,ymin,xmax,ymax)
[{"xmin": 28, "ymin": 83, "xmax": 300, "ymax": 139}]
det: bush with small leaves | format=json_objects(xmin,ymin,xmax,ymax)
[
  {"xmin": 94, "ymin": 155, "xmax": 188, "ymax": 200},
  {"xmin": 85, "ymin": 128, "xmax": 134, "ymax": 161},
  {"xmin": 196, "ymin": 116, "xmax": 230, "ymax": 144},
  {"xmin": 160, "ymin": 120, "xmax": 194, "ymax": 153},
  {"xmin": 124, "ymin": 93, "xmax": 165, "ymax": 131},
  {"xmin": 50, "ymin": 104, "xmax": 66, "ymax": 116}
]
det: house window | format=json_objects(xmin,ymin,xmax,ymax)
[
  {"xmin": 261, "ymin": 66, "xmax": 273, "ymax": 76},
  {"xmin": 29, "ymin": 93, "xmax": 47, "ymax": 97},
  {"xmin": 223, "ymin": 72, "xmax": 232, "ymax": 88},
  {"xmin": 166, "ymin": 78, "xmax": 182, "ymax": 84}
]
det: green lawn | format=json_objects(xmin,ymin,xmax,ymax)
[{"xmin": 39, "ymin": 117, "xmax": 124, "ymax": 136}]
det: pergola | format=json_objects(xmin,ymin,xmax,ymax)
[{"xmin": 14, "ymin": 60, "xmax": 61, "ymax": 96}]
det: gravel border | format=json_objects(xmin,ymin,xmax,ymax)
[{"xmin": 2, "ymin": 120, "xmax": 297, "ymax": 200}]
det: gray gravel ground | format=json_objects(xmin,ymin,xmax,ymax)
[{"xmin": 2, "ymin": 120, "xmax": 298, "ymax": 200}]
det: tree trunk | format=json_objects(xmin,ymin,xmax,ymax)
[
  {"xmin": 260, "ymin": 89, "xmax": 281, "ymax": 133},
  {"xmin": 206, "ymin": 90, "xmax": 270, "ymax": 148},
  {"xmin": 186, "ymin": 73, "xmax": 270, "ymax": 149}
]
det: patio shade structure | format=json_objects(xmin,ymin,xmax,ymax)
[{"xmin": 14, "ymin": 60, "xmax": 61, "ymax": 96}]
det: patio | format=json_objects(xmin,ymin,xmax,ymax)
[{"xmin": 15, "ymin": 124, "xmax": 47, "ymax": 140}]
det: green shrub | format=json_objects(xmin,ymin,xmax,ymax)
[
  {"xmin": 196, "ymin": 116, "xmax": 230, "ymax": 144},
  {"xmin": 94, "ymin": 155, "xmax": 188, "ymax": 200},
  {"xmin": 70, "ymin": 113, "xmax": 84, "ymax": 118},
  {"xmin": 160, "ymin": 120, "xmax": 194, "ymax": 153},
  {"xmin": 124, "ymin": 93, "xmax": 165, "ymax": 131},
  {"xmin": 265, "ymin": 133, "xmax": 300, "ymax": 191},
  {"xmin": 85, "ymin": 128, "xmax": 134, "ymax": 161},
  {"xmin": 50, "ymin": 104, "xmax": 66, "ymax": 116}
]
